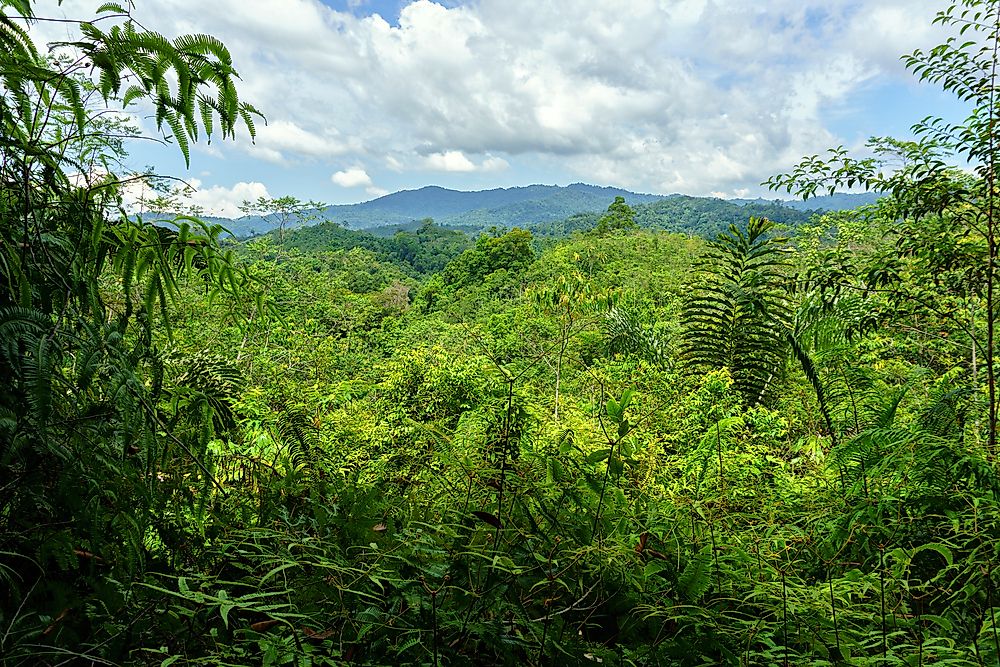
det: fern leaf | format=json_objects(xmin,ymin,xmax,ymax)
[{"xmin": 679, "ymin": 545, "xmax": 713, "ymax": 601}]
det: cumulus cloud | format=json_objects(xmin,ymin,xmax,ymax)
[
  {"xmin": 183, "ymin": 181, "xmax": 273, "ymax": 218},
  {"xmin": 252, "ymin": 120, "xmax": 358, "ymax": 164},
  {"xmin": 331, "ymin": 166, "xmax": 374, "ymax": 188},
  {"xmin": 422, "ymin": 151, "xmax": 509, "ymax": 173},
  {"xmin": 481, "ymin": 156, "xmax": 509, "ymax": 173},
  {"xmin": 31, "ymin": 0, "xmax": 956, "ymax": 196},
  {"xmin": 425, "ymin": 150, "xmax": 476, "ymax": 172},
  {"xmin": 116, "ymin": 178, "xmax": 271, "ymax": 217}
]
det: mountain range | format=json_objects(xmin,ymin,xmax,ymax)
[{"xmin": 210, "ymin": 183, "xmax": 879, "ymax": 239}]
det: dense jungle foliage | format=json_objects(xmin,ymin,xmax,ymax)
[{"xmin": 4, "ymin": 0, "xmax": 1000, "ymax": 665}]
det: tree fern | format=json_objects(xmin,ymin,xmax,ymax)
[{"xmin": 681, "ymin": 217, "xmax": 792, "ymax": 405}]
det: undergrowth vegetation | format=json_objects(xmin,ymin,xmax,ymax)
[{"xmin": 4, "ymin": 0, "xmax": 1000, "ymax": 665}]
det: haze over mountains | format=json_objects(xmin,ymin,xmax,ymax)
[{"xmin": 213, "ymin": 183, "xmax": 880, "ymax": 239}]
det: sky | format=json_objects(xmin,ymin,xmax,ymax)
[{"xmin": 33, "ymin": 0, "xmax": 971, "ymax": 216}]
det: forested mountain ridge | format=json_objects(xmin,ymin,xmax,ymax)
[
  {"xmin": 733, "ymin": 191, "xmax": 882, "ymax": 211},
  {"xmin": 219, "ymin": 183, "xmax": 663, "ymax": 237},
  {"xmin": 263, "ymin": 193, "xmax": 822, "ymax": 270},
  {"xmin": 216, "ymin": 183, "xmax": 874, "ymax": 238},
  {"xmin": 530, "ymin": 194, "xmax": 822, "ymax": 238},
  {"xmin": 346, "ymin": 182, "xmax": 663, "ymax": 219}
]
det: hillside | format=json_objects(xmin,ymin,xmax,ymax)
[
  {"xmin": 218, "ymin": 183, "xmax": 663, "ymax": 237},
  {"xmin": 733, "ymin": 191, "xmax": 882, "ymax": 211},
  {"xmin": 339, "ymin": 183, "xmax": 662, "ymax": 222},
  {"xmin": 214, "ymin": 184, "xmax": 874, "ymax": 239},
  {"xmin": 275, "ymin": 219, "xmax": 472, "ymax": 276},
  {"xmin": 530, "ymin": 195, "xmax": 823, "ymax": 237},
  {"xmin": 12, "ymin": 2, "xmax": 1000, "ymax": 666}
]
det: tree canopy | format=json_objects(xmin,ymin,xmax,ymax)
[{"xmin": 5, "ymin": 1, "xmax": 1000, "ymax": 665}]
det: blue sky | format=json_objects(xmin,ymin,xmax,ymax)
[
  {"xmin": 323, "ymin": 0, "xmax": 439, "ymax": 23},
  {"xmin": 56, "ymin": 0, "xmax": 971, "ymax": 215}
]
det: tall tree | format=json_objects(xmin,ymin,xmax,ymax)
[
  {"xmin": 240, "ymin": 195, "xmax": 327, "ymax": 242},
  {"xmin": 532, "ymin": 273, "xmax": 610, "ymax": 420},
  {"xmin": 766, "ymin": 0, "xmax": 1000, "ymax": 453},
  {"xmin": 595, "ymin": 196, "xmax": 637, "ymax": 235}
]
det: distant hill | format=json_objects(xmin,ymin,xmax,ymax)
[
  {"xmin": 530, "ymin": 195, "xmax": 822, "ymax": 238},
  {"xmin": 202, "ymin": 184, "xmax": 880, "ymax": 239},
  {"xmin": 275, "ymin": 219, "xmax": 471, "ymax": 276},
  {"xmin": 732, "ymin": 192, "xmax": 882, "ymax": 211},
  {"xmin": 635, "ymin": 196, "xmax": 822, "ymax": 237},
  {"xmin": 320, "ymin": 183, "xmax": 665, "ymax": 231},
  {"xmin": 435, "ymin": 184, "xmax": 665, "ymax": 229},
  {"xmin": 213, "ymin": 183, "xmax": 663, "ymax": 238}
]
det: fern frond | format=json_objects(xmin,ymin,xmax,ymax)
[
  {"xmin": 678, "ymin": 545, "xmax": 713, "ymax": 601},
  {"xmin": 681, "ymin": 217, "xmax": 792, "ymax": 405},
  {"xmin": 604, "ymin": 304, "xmax": 672, "ymax": 369}
]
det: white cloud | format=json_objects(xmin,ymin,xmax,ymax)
[
  {"xmin": 424, "ymin": 151, "xmax": 475, "ymax": 172},
  {"xmin": 115, "ymin": 178, "xmax": 274, "ymax": 217},
  {"xmin": 481, "ymin": 156, "xmax": 510, "ymax": 172},
  {"xmin": 26, "ymin": 0, "xmax": 958, "ymax": 196},
  {"xmin": 331, "ymin": 166, "xmax": 374, "ymax": 188},
  {"xmin": 184, "ymin": 181, "xmax": 272, "ymax": 218},
  {"xmin": 423, "ymin": 151, "xmax": 509, "ymax": 173},
  {"xmin": 253, "ymin": 120, "xmax": 357, "ymax": 164}
]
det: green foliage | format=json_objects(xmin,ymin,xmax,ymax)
[
  {"xmin": 682, "ymin": 217, "xmax": 792, "ymax": 405},
  {"xmin": 441, "ymin": 227, "xmax": 535, "ymax": 289},
  {"xmin": 603, "ymin": 301, "xmax": 671, "ymax": 369},
  {"xmin": 594, "ymin": 196, "xmax": 638, "ymax": 235},
  {"xmin": 5, "ymin": 1, "xmax": 1000, "ymax": 666},
  {"xmin": 767, "ymin": 0, "xmax": 1000, "ymax": 451},
  {"xmin": 278, "ymin": 218, "xmax": 472, "ymax": 276},
  {"xmin": 0, "ymin": 2, "xmax": 258, "ymax": 662}
]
